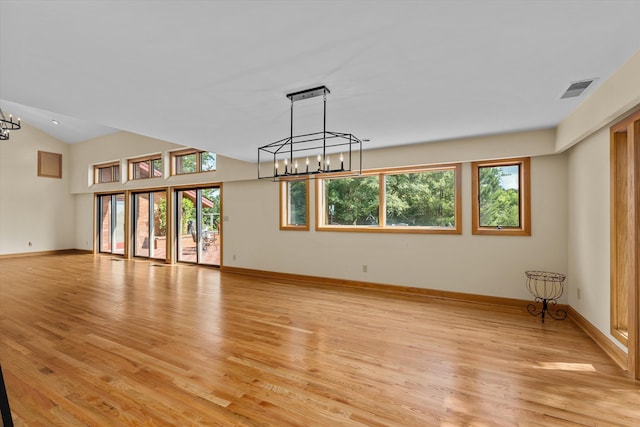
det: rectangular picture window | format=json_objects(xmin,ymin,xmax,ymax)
[
  {"xmin": 316, "ymin": 164, "xmax": 461, "ymax": 234},
  {"xmin": 385, "ymin": 169, "xmax": 456, "ymax": 228}
]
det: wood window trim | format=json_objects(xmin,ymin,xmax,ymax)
[
  {"xmin": 471, "ymin": 157, "xmax": 531, "ymax": 236},
  {"xmin": 170, "ymin": 149, "xmax": 216, "ymax": 176},
  {"xmin": 609, "ymin": 108, "xmax": 640, "ymax": 380},
  {"xmin": 315, "ymin": 163, "xmax": 462, "ymax": 234},
  {"xmin": 279, "ymin": 179, "xmax": 310, "ymax": 231},
  {"xmin": 128, "ymin": 154, "xmax": 162, "ymax": 180},
  {"xmin": 37, "ymin": 150, "xmax": 62, "ymax": 178},
  {"xmin": 94, "ymin": 161, "xmax": 120, "ymax": 184}
]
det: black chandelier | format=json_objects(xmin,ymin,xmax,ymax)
[
  {"xmin": 258, "ymin": 86, "xmax": 362, "ymax": 180},
  {"xmin": 0, "ymin": 108, "xmax": 21, "ymax": 141}
]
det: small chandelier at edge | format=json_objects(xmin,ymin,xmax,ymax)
[{"xmin": 0, "ymin": 108, "xmax": 21, "ymax": 141}]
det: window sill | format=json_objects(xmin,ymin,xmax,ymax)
[
  {"xmin": 472, "ymin": 227, "xmax": 530, "ymax": 236},
  {"xmin": 316, "ymin": 225, "xmax": 461, "ymax": 234}
]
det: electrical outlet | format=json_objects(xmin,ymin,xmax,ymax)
[
  {"xmin": 28, "ymin": 241, "xmax": 32, "ymax": 247},
  {"xmin": 233, "ymin": 254, "xmax": 236, "ymax": 261},
  {"xmin": 362, "ymin": 265, "xmax": 368, "ymax": 273},
  {"xmin": 577, "ymin": 288, "xmax": 581, "ymax": 299}
]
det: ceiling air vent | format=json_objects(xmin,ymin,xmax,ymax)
[{"xmin": 561, "ymin": 79, "xmax": 596, "ymax": 99}]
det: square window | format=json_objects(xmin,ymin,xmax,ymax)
[
  {"xmin": 324, "ymin": 175, "xmax": 380, "ymax": 226},
  {"xmin": 176, "ymin": 153, "xmax": 197, "ymax": 174},
  {"xmin": 200, "ymin": 152, "xmax": 216, "ymax": 171},
  {"xmin": 472, "ymin": 158, "xmax": 530, "ymax": 235}
]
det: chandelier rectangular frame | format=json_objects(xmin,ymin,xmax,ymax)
[{"xmin": 258, "ymin": 86, "xmax": 362, "ymax": 181}]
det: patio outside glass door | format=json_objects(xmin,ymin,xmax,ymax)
[
  {"xmin": 176, "ymin": 187, "xmax": 220, "ymax": 266},
  {"xmin": 98, "ymin": 193, "xmax": 125, "ymax": 255},
  {"xmin": 132, "ymin": 191, "xmax": 167, "ymax": 260}
]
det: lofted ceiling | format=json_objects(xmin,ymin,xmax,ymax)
[{"xmin": 1, "ymin": 0, "xmax": 639, "ymax": 162}]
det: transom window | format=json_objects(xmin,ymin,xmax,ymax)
[
  {"xmin": 94, "ymin": 162, "xmax": 120, "ymax": 184},
  {"xmin": 129, "ymin": 155, "xmax": 163, "ymax": 180},
  {"xmin": 316, "ymin": 163, "xmax": 461, "ymax": 234},
  {"xmin": 471, "ymin": 157, "xmax": 530, "ymax": 235},
  {"xmin": 171, "ymin": 149, "xmax": 216, "ymax": 175}
]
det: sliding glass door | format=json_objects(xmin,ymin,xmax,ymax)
[
  {"xmin": 97, "ymin": 193, "xmax": 125, "ymax": 255},
  {"xmin": 176, "ymin": 187, "xmax": 220, "ymax": 266},
  {"xmin": 132, "ymin": 190, "xmax": 167, "ymax": 260}
]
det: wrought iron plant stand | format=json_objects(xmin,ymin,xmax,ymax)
[{"xmin": 525, "ymin": 271, "xmax": 567, "ymax": 323}]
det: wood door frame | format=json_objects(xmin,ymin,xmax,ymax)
[{"xmin": 610, "ymin": 108, "xmax": 640, "ymax": 379}]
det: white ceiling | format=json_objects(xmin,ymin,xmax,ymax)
[{"xmin": 1, "ymin": 1, "xmax": 639, "ymax": 162}]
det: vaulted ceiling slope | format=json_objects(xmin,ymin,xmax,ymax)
[{"xmin": 1, "ymin": 1, "xmax": 639, "ymax": 162}]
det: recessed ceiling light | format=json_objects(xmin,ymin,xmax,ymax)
[{"xmin": 51, "ymin": 119, "xmax": 59, "ymax": 125}]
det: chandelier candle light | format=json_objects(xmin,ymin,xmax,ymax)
[
  {"xmin": 0, "ymin": 108, "xmax": 21, "ymax": 141},
  {"xmin": 258, "ymin": 86, "xmax": 363, "ymax": 180}
]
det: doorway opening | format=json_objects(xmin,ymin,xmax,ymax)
[
  {"xmin": 132, "ymin": 190, "xmax": 168, "ymax": 261},
  {"xmin": 175, "ymin": 186, "xmax": 221, "ymax": 266},
  {"xmin": 97, "ymin": 193, "xmax": 125, "ymax": 255}
]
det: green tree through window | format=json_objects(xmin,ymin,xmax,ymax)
[
  {"xmin": 478, "ymin": 165, "xmax": 520, "ymax": 227},
  {"xmin": 318, "ymin": 164, "xmax": 461, "ymax": 233},
  {"xmin": 288, "ymin": 181, "xmax": 307, "ymax": 225},
  {"xmin": 325, "ymin": 176, "xmax": 380, "ymax": 225},
  {"xmin": 386, "ymin": 170, "xmax": 455, "ymax": 227}
]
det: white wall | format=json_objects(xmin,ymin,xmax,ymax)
[
  {"xmin": 0, "ymin": 123, "xmax": 75, "ymax": 254},
  {"xmin": 69, "ymin": 131, "xmax": 255, "ymax": 195},
  {"xmin": 566, "ymin": 127, "xmax": 622, "ymax": 348},
  {"xmin": 224, "ymin": 129, "xmax": 569, "ymax": 302},
  {"xmin": 65, "ymin": 126, "xmax": 568, "ymax": 301},
  {"xmin": 561, "ymin": 51, "xmax": 640, "ymax": 352},
  {"xmin": 74, "ymin": 193, "xmax": 94, "ymax": 251}
]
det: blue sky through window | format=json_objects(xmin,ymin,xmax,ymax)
[{"xmin": 499, "ymin": 165, "xmax": 519, "ymax": 190}]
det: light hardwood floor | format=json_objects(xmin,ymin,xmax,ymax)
[{"xmin": 1, "ymin": 253, "xmax": 638, "ymax": 426}]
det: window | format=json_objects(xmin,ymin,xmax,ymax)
[
  {"xmin": 316, "ymin": 163, "xmax": 461, "ymax": 233},
  {"xmin": 171, "ymin": 149, "xmax": 216, "ymax": 175},
  {"xmin": 471, "ymin": 157, "xmax": 530, "ymax": 236},
  {"xmin": 324, "ymin": 175, "xmax": 380, "ymax": 226},
  {"xmin": 129, "ymin": 155, "xmax": 163, "ymax": 180},
  {"xmin": 280, "ymin": 179, "xmax": 309, "ymax": 230},
  {"xmin": 94, "ymin": 162, "xmax": 120, "ymax": 184}
]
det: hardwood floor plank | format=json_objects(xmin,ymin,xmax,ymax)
[{"xmin": 1, "ymin": 253, "xmax": 639, "ymax": 426}]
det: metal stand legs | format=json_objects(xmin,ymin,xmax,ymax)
[{"xmin": 527, "ymin": 297, "xmax": 567, "ymax": 323}]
